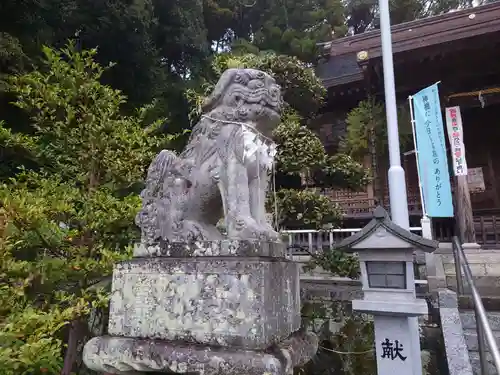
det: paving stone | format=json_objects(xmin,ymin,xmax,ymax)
[
  {"xmin": 468, "ymin": 352, "xmax": 498, "ymax": 375},
  {"xmin": 463, "ymin": 329, "xmax": 500, "ymax": 351}
]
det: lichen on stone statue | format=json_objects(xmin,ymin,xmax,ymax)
[{"xmin": 135, "ymin": 68, "xmax": 283, "ymax": 245}]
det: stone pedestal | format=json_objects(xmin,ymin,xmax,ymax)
[{"xmin": 83, "ymin": 241, "xmax": 318, "ymax": 374}]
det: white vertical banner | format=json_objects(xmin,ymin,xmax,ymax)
[{"xmin": 445, "ymin": 106, "xmax": 468, "ymax": 176}]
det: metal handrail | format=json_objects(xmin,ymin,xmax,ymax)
[{"xmin": 452, "ymin": 236, "xmax": 500, "ymax": 375}]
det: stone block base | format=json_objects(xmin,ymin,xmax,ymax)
[
  {"xmin": 83, "ymin": 331, "xmax": 318, "ymax": 375},
  {"xmin": 108, "ymin": 257, "xmax": 300, "ymax": 349}
]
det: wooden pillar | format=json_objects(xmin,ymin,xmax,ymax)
[
  {"xmin": 442, "ymin": 93, "xmax": 476, "ymax": 244},
  {"xmin": 486, "ymin": 150, "xmax": 500, "ymax": 208},
  {"xmin": 455, "ymin": 174, "xmax": 476, "ymax": 243},
  {"xmin": 365, "ymin": 154, "xmax": 375, "ymax": 200}
]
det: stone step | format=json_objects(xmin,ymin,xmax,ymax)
[
  {"xmin": 464, "ymin": 329, "xmax": 500, "ymax": 351},
  {"xmin": 441, "ymin": 252, "xmax": 500, "ymax": 265},
  {"xmin": 443, "ymin": 262, "xmax": 500, "ymax": 276},
  {"xmin": 469, "ymin": 351, "xmax": 499, "ymax": 375},
  {"xmin": 446, "ymin": 276, "xmax": 500, "ymax": 295},
  {"xmin": 459, "ymin": 296, "xmax": 500, "ymax": 311},
  {"xmin": 460, "ymin": 310, "xmax": 500, "ymax": 331}
]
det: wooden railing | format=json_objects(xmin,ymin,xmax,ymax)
[
  {"xmin": 432, "ymin": 218, "xmax": 454, "ymax": 243},
  {"xmin": 321, "ymin": 189, "xmax": 423, "ymax": 217},
  {"xmin": 333, "ymin": 198, "xmax": 377, "ymax": 216},
  {"xmin": 474, "ymin": 212, "xmax": 500, "ymax": 247},
  {"xmin": 308, "ymin": 186, "xmax": 500, "ymax": 246}
]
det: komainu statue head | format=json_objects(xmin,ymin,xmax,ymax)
[{"xmin": 202, "ymin": 68, "xmax": 283, "ymax": 137}]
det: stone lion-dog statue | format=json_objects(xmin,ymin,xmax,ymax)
[{"xmin": 136, "ymin": 68, "xmax": 283, "ymax": 246}]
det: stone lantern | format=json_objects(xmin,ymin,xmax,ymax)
[{"xmin": 336, "ymin": 206, "xmax": 438, "ymax": 375}]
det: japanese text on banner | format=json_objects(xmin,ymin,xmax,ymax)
[
  {"xmin": 445, "ymin": 106, "xmax": 468, "ymax": 176},
  {"xmin": 412, "ymin": 83, "xmax": 454, "ymax": 217}
]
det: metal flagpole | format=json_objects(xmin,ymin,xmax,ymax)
[
  {"xmin": 379, "ymin": 1, "xmax": 422, "ymax": 375},
  {"xmin": 379, "ymin": 0, "xmax": 410, "ymax": 230}
]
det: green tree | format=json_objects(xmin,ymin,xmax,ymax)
[
  {"xmin": 344, "ymin": 98, "xmax": 412, "ymax": 160},
  {"xmin": 0, "ymin": 0, "xmax": 210, "ymax": 182},
  {"xmin": 346, "ymin": 0, "xmax": 479, "ymax": 35},
  {"xmin": 0, "ymin": 0, "xmax": 209, "ymax": 164},
  {"xmin": 203, "ymin": 0, "xmax": 347, "ymax": 63},
  {"xmin": 343, "ymin": 98, "xmax": 411, "ymax": 203},
  {"xmin": 0, "ymin": 0, "xmax": 209, "ymax": 105},
  {"xmin": 0, "ymin": 44, "xmax": 175, "ymax": 374}
]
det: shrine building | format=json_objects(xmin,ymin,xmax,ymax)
[{"xmin": 313, "ymin": 1, "xmax": 500, "ymax": 246}]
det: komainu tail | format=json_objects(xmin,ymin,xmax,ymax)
[{"xmin": 135, "ymin": 150, "xmax": 181, "ymax": 245}]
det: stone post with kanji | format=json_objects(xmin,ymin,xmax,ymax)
[{"xmin": 336, "ymin": 206, "xmax": 438, "ymax": 375}]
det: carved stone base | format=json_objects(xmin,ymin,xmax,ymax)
[
  {"xmin": 83, "ymin": 331, "xmax": 318, "ymax": 375},
  {"xmin": 108, "ymin": 257, "xmax": 300, "ymax": 349}
]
